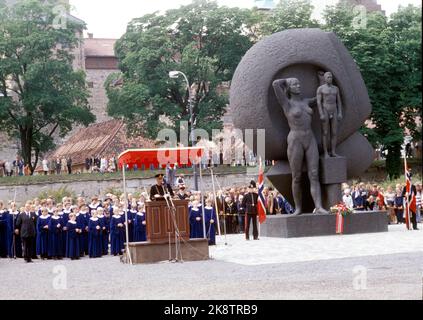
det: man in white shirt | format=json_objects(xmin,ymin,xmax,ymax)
[{"xmin": 42, "ymin": 158, "xmax": 49, "ymax": 175}]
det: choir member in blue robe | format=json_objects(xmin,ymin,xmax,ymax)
[
  {"xmin": 189, "ymin": 201, "xmax": 204, "ymax": 239},
  {"xmin": 48, "ymin": 208, "xmax": 63, "ymax": 259},
  {"xmin": 77, "ymin": 205, "xmax": 90, "ymax": 257},
  {"xmin": 36, "ymin": 208, "xmax": 51, "ymax": 259},
  {"xmin": 66, "ymin": 213, "xmax": 81, "ymax": 260},
  {"xmin": 204, "ymin": 200, "xmax": 217, "ymax": 245},
  {"xmin": 0, "ymin": 201, "xmax": 8, "ymax": 258},
  {"xmin": 88, "ymin": 210, "xmax": 102, "ymax": 258},
  {"xmin": 60, "ymin": 204, "xmax": 71, "ymax": 256},
  {"xmin": 7, "ymin": 203, "xmax": 23, "ymax": 258},
  {"xmin": 133, "ymin": 204, "xmax": 147, "ymax": 242},
  {"xmin": 110, "ymin": 209, "xmax": 125, "ymax": 256},
  {"xmin": 128, "ymin": 203, "xmax": 137, "ymax": 242},
  {"xmin": 102, "ymin": 208, "xmax": 111, "ymax": 255},
  {"xmin": 88, "ymin": 196, "xmax": 102, "ymax": 215},
  {"xmin": 96, "ymin": 207, "xmax": 108, "ymax": 255}
]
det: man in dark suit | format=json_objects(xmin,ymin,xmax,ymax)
[
  {"xmin": 15, "ymin": 203, "xmax": 37, "ymax": 263},
  {"xmin": 150, "ymin": 174, "xmax": 175, "ymax": 201},
  {"xmin": 242, "ymin": 181, "xmax": 259, "ymax": 241}
]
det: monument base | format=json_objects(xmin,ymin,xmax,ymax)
[
  {"xmin": 260, "ymin": 211, "xmax": 388, "ymax": 238},
  {"xmin": 127, "ymin": 239, "xmax": 209, "ymax": 264}
]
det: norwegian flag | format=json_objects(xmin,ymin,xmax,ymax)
[
  {"xmin": 258, "ymin": 161, "xmax": 267, "ymax": 224},
  {"xmin": 404, "ymin": 157, "xmax": 416, "ymax": 230}
]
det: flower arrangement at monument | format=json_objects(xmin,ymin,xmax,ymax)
[
  {"xmin": 330, "ymin": 203, "xmax": 353, "ymax": 216},
  {"xmin": 330, "ymin": 203, "xmax": 353, "ymax": 235}
]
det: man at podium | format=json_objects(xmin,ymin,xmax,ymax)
[{"xmin": 150, "ymin": 173, "xmax": 175, "ymax": 201}]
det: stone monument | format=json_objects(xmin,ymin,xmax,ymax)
[
  {"xmin": 230, "ymin": 28, "xmax": 375, "ymax": 212},
  {"xmin": 230, "ymin": 29, "xmax": 388, "ymax": 236}
]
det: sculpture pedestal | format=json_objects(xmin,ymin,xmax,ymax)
[
  {"xmin": 320, "ymin": 156, "xmax": 347, "ymax": 208},
  {"xmin": 260, "ymin": 212, "xmax": 389, "ymax": 238}
]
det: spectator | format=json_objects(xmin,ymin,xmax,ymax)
[
  {"xmin": 85, "ymin": 158, "xmax": 91, "ymax": 172},
  {"xmin": 343, "ymin": 188, "xmax": 354, "ymax": 210},
  {"xmin": 55, "ymin": 158, "xmax": 61, "ymax": 175},
  {"xmin": 394, "ymin": 190, "xmax": 404, "ymax": 224},
  {"xmin": 4, "ymin": 161, "xmax": 12, "ymax": 177},
  {"xmin": 67, "ymin": 157, "xmax": 72, "ymax": 175},
  {"xmin": 42, "ymin": 158, "xmax": 49, "ymax": 175},
  {"xmin": 100, "ymin": 157, "xmax": 108, "ymax": 173},
  {"xmin": 61, "ymin": 157, "xmax": 67, "ymax": 175},
  {"xmin": 13, "ymin": 156, "xmax": 24, "ymax": 176},
  {"xmin": 416, "ymin": 183, "xmax": 422, "ymax": 223}
]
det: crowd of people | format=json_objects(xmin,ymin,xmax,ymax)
[
  {"xmin": 342, "ymin": 181, "xmax": 422, "ymax": 229},
  {"xmin": 0, "ymin": 173, "xmax": 421, "ymax": 263}
]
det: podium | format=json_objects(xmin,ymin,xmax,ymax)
[
  {"xmin": 145, "ymin": 200, "xmax": 190, "ymax": 244},
  {"xmin": 127, "ymin": 199, "xmax": 209, "ymax": 264}
]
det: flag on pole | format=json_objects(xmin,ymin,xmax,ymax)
[
  {"xmin": 258, "ymin": 160, "xmax": 267, "ymax": 224},
  {"xmin": 404, "ymin": 157, "xmax": 416, "ymax": 230}
]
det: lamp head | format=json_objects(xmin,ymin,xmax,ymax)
[{"xmin": 169, "ymin": 71, "xmax": 181, "ymax": 79}]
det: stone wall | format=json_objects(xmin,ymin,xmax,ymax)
[
  {"xmin": 0, "ymin": 173, "xmax": 255, "ymax": 203},
  {"xmin": 86, "ymin": 68, "xmax": 119, "ymax": 123}
]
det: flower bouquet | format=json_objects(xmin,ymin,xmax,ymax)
[
  {"xmin": 330, "ymin": 203, "xmax": 353, "ymax": 234},
  {"xmin": 330, "ymin": 203, "xmax": 353, "ymax": 217}
]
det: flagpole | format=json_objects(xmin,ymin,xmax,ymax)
[
  {"xmin": 404, "ymin": 155, "xmax": 411, "ymax": 231},
  {"xmin": 122, "ymin": 162, "xmax": 133, "ymax": 264}
]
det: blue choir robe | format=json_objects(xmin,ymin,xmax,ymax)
[
  {"xmin": 110, "ymin": 214, "xmax": 124, "ymax": 255},
  {"xmin": 65, "ymin": 221, "xmax": 80, "ymax": 259},
  {"xmin": 60, "ymin": 211, "xmax": 70, "ymax": 255},
  {"xmin": 103, "ymin": 215, "xmax": 111, "ymax": 255},
  {"xmin": 97, "ymin": 215, "xmax": 108, "ymax": 255},
  {"xmin": 204, "ymin": 206, "xmax": 217, "ymax": 245},
  {"xmin": 36, "ymin": 215, "xmax": 51, "ymax": 256},
  {"xmin": 77, "ymin": 212, "xmax": 90, "ymax": 256},
  {"xmin": 0, "ymin": 210, "xmax": 9, "ymax": 258},
  {"xmin": 189, "ymin": 207, "xmax": 204, "ymax": 239},
  {"xmin": 48, "ymin": 216, "xmax": 63, "ymax": 257},
  {"xmin": 133, "ymin": 212, "xmax": 147, "ymax": 242},
  {"xmin": 128, "ymin": 210, "xmax": 136, "ymax": 242},
  {"xmin": 7, "ymin": 210, "xmax": 23, "ymax": 258},
  {"xmin": 88, "ymin": 218, "xmax": 102, "ymax": 258}
]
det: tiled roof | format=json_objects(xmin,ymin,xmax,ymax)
[
  {"xmin": 84, "ymin": 38, "xmax": 117, "ymax": 57},
  {"xmin": 49, "ymin": 119, "xmax": 156, "ymax": 166}
]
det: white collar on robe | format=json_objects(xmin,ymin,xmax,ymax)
[
  {"xmin": 205, "ymin": 206, "xmax": 213, "ymax": 210},
  {"xmin": 112, "ymin": 214, "xmax": 121, "ymax": 219},
  {"xmin": 69, "ymin": 220, "xmax": 77, "ymax": 225},
  {"xmin": 90, "ymin": 217, "xmax": 99, "ymax": 221},
  {"xmin": 39, "ymin": 215, "xmax": 51, "ymax": 219},
  {"xmin": 97, "ymin": 215, "xmax": 104, "ymax": 218},
  {"xmin": 137, "ymin": 212, "xmax": 145, "ymax": 216}
]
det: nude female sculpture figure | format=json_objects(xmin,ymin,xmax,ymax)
[{"xmin": 272, "ymin": 78, "xmax": 329, "ymax": 215}]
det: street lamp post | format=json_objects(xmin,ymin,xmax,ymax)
[{"xmin": 169, "ymin": 71, "xmax": 199, "ymax": 191}]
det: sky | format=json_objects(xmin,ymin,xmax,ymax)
[{"xmin": 69, "ymin": 0, "xmax": 422, "ymax": 39}]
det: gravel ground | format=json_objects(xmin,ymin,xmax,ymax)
[{"xmin": 1, "ymin": 225, "xmax": 422, "ymax": 300}]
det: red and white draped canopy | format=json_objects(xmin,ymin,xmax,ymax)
[{"xmin": 118, "ymin": 147, "xmax": 205, "ymax": 170}]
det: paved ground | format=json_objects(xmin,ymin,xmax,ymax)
[{"xmin": 1, "ymin": 225, "xmax": 422, "ymax": 300}]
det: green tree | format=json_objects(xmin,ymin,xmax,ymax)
[
  {"xmin": 105, "ymin": 0, "xmax": 255, "ymax": 141},
  {"xmin": 259, "ymin": 0, "xmax": 319, "ymax": 35},
  {"xmin": 323, "ymin": 2, "xmax": 422, "ymax": 179},
  {"xmin": 0, "ymin": 0, "xmax": 95, "ymax": 174}
]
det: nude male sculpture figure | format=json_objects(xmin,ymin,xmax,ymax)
[{"xmin": 316, "ymin": 72, "xmax": 343, "ymax": 158}]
